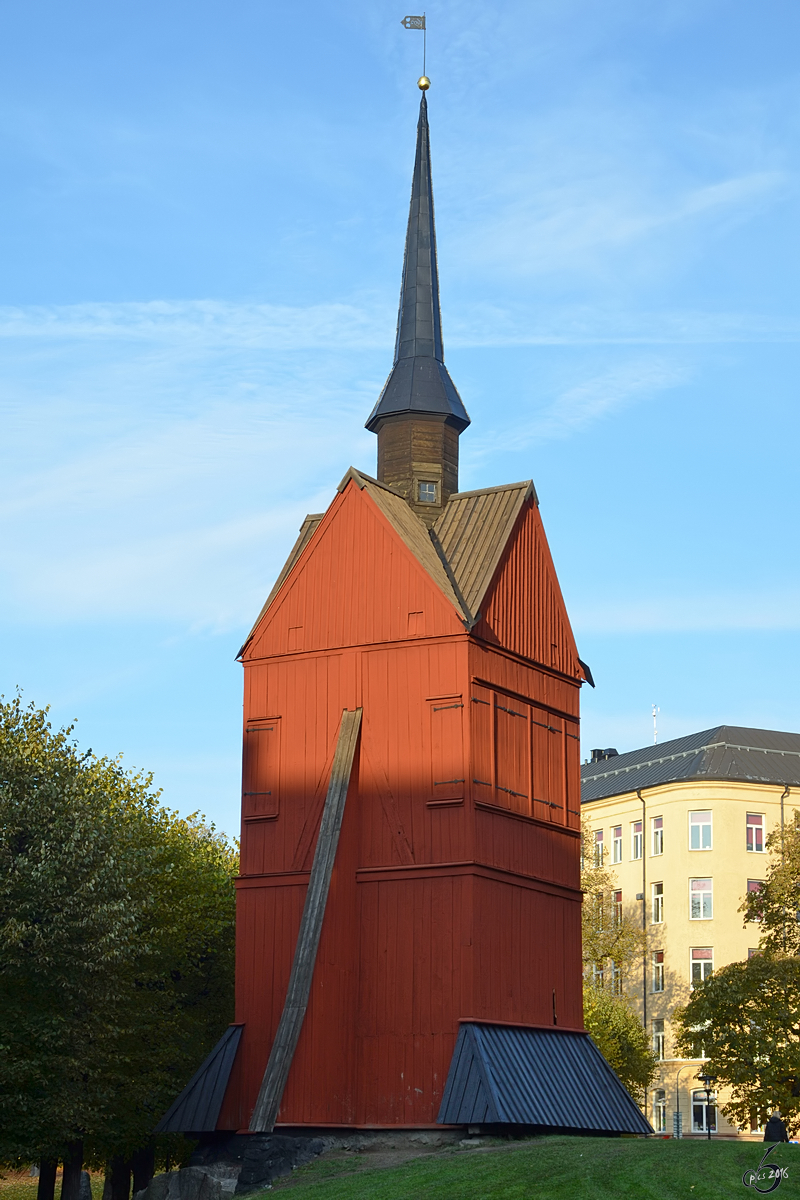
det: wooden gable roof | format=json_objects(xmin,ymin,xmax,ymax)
[
  {"xmin": 240, "ymin": 469, "xmax": 467, "ymax": 661},
  {"xmin": 240, "ymin": 468, "xmax": 586, "ymax": 683}
]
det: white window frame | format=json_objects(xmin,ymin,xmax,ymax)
[
  {"xmin": 692, "ymin": 1089, "xmax": 717, "ymax": 1134},
  {"xmin": 651, "ymin": 882, "xmax": 664, "ymax": 924},
  {"xmin": 747, "ymin": 879, "xmax": 764, "ymax": 922},
  {"xmin": 652, "ymin": 950, "xmax": 664, "ymax": 993},
  {"xmin": 691, "ymin": 947, "xmax": 713, "ymax": 986},
  {"xmin": 652, "ymin": 1018, "xmax": 665, "ymax": 1060},
  {"xmin": 612, "ymin": 889, "xmax": 622, "ymax": 927},
  {"xmin": 746, "ymin": 813, "xmax": 765, "ymax": 853},
  {"xmin": 632, "ymin": 820, "xmax": 643, "ymax": 860},
  {"xmin": 651, "ymin": 815, "xmax": 663, "ymax": 856},
  {"xmin": 690, "ymin": 878, "xmax": 713, "ymax": 920},
  {"xmin": 689, "ymin": 810, "xmax": 712, "ymax": 851},
  {"xmin": 653, "ymin": 1089, "xmax": 666, "ymax": 1134},
  {"xmin": 594, "ymin": 828, "xmax": 604, "ymax": 866},
  {"xmin": 612, "ymin": 825, "xmax": 622, "ymax": 863}
]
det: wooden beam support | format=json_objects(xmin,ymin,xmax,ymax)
[{"xmin": 249, "ymin": 707, "xmax": 362, "ymax": 1132}]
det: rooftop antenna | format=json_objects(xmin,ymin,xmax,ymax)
[
  {"xmin": 401, "ymin": 12, "xmax": 428, "ymax": 85},
  {"xmin": 653, "ymin": 704, "xmax": 660, "ymax": 746}
]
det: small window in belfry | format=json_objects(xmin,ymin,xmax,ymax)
[{"xmin": 418, "ymin": 481, "xmax": 437, "ymax": 504}]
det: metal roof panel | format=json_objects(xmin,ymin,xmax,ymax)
[{"xmin": 437, "ymin": 1023, "xmax": 651, "ymax": 1134}]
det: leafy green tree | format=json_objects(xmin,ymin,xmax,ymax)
[
  {"xmin": 581, "ymin": 821, "xmax": 644, "ymax": 990},
  {"xmin": 0, "ymin": 695, "xmax": 236, "ymax": 1196},
  {"xmin": 741, "ymin": 811, "xmax": 800, "ymax": 953},
  {"xmin": 583, "ymin": 984, "xmax": 658, "ymax": 1106},
  {"xmin": 674, "ymin": 953, "xmax": 800, "ymax": 1134}
]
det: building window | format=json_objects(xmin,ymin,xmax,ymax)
[
  {"xmin": 687, "ymin": 1022, "xmax": 709, "ymax": 1058},
  {"xmin": 594, "ymin": 828, "xmax": 604, "ymax": 866},
  {"xmin": 690, "ymin": 811, "xmax": 712, "ymax": 850},
  {"xmin": 652, "ymin": 815, "xmax": 663, "ymax": 856},
  {"xmin": 417, "ymin": 480, "xmax": 438, "ymax": 504},
  {"xmin": 651, "ymin": 882, "xmax": 664, "ymax": 924},
  {"xmin": 592, "ymin": 961, "xmax": 604, "ymax": 988},
  {"xmin": 632, "ymin": 820, "xmax": 643, "ymax": 860},
  {"xmin": 691, "ymin": 947, "xmax": 713, "ymax": 986},
  {"xmin": 612, "ymin": 825, "xmax": 622, "ymax": 863},
  {"xmin": 747, "ymin": 813, "xmax": 765, "ymax": 853},
  {"xmin": 653, "ymin": 1089, "xmax": 666, "ymax": 1134},
  {"xmin": 652, "ymin": 1019, "xmax": 665, "ymax": 1060},
  {"xmin": 690, "ymin": 878, "xmax": 713, "ymax": 920},
  {"xmin": 748, "ymin": 948, "xmax": 761, "ymax": 959},
  {"xmin": 611, "ymin": 962, "xmax": 622, "ymax": 995},
  {"xmin": 692, "ymin": 1089, "xmax": 717, "ymax": 1134},
  {"xmin": 747, "ymin": 879, "xmax": 764, "ymax": 921},
  {"xmin": 652, "ymin": 950, "xmax": 664, "ymax": 993},
  {"xmin": 613, "ymin": 889, "xmax": 622, "ymax": 927}
]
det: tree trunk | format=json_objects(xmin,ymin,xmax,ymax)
[
  {"xmin": 105, "ymin": 1157, "xmax": 131, "ymax": 1200},
  {"xmin": 130, "ymin": 1144, "xmax": 155, "ymax": 1197},
  {"xmin": 37, "ymin": 1160, "xmax": 58, "ymax": 1200},
  {"xmin": 60, "ymin": 1142, "xmax": 84, "ymax": 1200}
]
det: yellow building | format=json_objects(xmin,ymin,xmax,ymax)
[{"xmin": 581, "ymin": 725, "xmax": 800, "ymax": 1138}]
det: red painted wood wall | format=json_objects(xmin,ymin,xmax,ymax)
[{"xmin": 218, "ymin": 480, "xmax": 584, "ymax": 1130}]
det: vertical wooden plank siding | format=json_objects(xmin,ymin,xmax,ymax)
[
  {"xmin": 475, "ymin": 500, "xmax": 582, "ymax": 681},
  {"xmin": 222, "ymin": 479, "xmax": 584, "ymax": 1128},
  {"xmin": 250, "ymin": 708, "xmax": 362, "ymax": 1132}
]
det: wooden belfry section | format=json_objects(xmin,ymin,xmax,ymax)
[{"xmin": 158, "ymin": 88, "xmax": 650, "ymax": 1139}]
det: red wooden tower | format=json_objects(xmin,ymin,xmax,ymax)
[{"xmin": 159, "ymin": 86, "xmax": 649, "ymax": 1140}]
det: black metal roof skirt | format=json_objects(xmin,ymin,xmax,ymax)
[
  {"xmin": 154, "ymin": 1024, "xmax": 242, "ymax": 1134},
  {"xmin": 437, "ymin": 1023, "xmax": 652, "ymax": 1135}
]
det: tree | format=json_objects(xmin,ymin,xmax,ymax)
[
  {"xmin": 667, "ymin": 811, "xmax": 800, "ymax": 1135},
  {"xmin": 580, "ymin": 820, "xmax": 644, "ymax": 990},
  {"xmin": 579, "ymin": 822, "xmax": 656, "ymax": 1106},
  {"xmin": 741, "ymin": 811, "xmax": 800, "ymax": 954},
  {"xmin": 673, "ymin": 953, "xmax": 800, "ymax": 1134},
  {"xmin": 0, "ymin": 695, "xmax": 236, "ymax": 1195},
  {"xmin": 583, "ymin": 984, "xmax": 658, "ymax": 1105}
]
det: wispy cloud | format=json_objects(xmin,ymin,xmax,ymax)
[
  {"xmin": 471, "ymin": 357, "xmax": 686, "ymax": 454},
  {"xmin": 1, "ymin": 297, "xmax": 799, "ymax": 351},
  {"xmin": 573, "ymin": 590, "xmax": 800, "ymax": 634}
]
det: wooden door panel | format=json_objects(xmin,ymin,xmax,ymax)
[
  {"xmin": 494, "ymin": 697, "xmax": 530, "ymax": 815},
  {"xmin": 429, "ymin": 698, "xmax": 465, "ymax": 802},
  {"xmin": 243, "ymin": 719, "xmax": 281, "ymax": 818}
]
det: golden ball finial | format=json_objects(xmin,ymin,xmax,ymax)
[{"xmin": 417, "ymin": 76, "xmax": 431, "ymax": 91}]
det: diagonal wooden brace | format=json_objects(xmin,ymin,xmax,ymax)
[{"xmin": 249, "ymin": 707, "xmax": 362, "ymax": 1132}]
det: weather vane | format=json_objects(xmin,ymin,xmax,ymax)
[{"xmin": 401, "ymin": 14, "xmax": 429, "ymax": 89}]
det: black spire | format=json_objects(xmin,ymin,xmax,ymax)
[{"xmin": 365, "ymin": 93, "xmax": 470, "ymax": 434}]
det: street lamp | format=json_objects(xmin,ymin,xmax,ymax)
[
  {"xmin": 674, "ymin": 1064, "xmax": 691, "ymax": 1139},
  {"xmin": 697, "ymin": 1073, "xmax": 716, "ymax": 1140}
]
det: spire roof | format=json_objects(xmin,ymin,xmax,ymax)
[{"xmin": 365, "ymin": 93, "xmax": 470, "ymax": 433}]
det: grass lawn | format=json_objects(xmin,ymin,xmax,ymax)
[
  {"xmin": 261, "ymin": 1135, "xmax": 800, "ymax": 1199},
  {"xmin": 4, "ymin": 1137, "xmax": 798, "ymax": 1200},
  {"xmin": 0, "ymin": 1172, "xmax": 105, "ymax": 1200}
]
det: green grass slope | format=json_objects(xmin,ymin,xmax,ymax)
[{"xmin": 267, "ymin": 1135, "xmax": 800, "ymax": 1199}]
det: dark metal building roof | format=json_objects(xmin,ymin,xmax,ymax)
[
  {"xmin": 365, "ymin": 93, "xmax": 470, "ymax": 434},
  {"xmin": 154, "ymin": 1024, "xmax": 242, "ymax": 1134},
  {"xmin": 437, "ymin": 1023, "xmax": 652, "ymax": 1134},
  {"xmin": 582, "ymin": 726, "xmax": 800, "ymax": 804}
]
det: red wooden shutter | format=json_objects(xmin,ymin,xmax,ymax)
[
  {"xmin": 564, "ymin": 720, "xmax": 580, "ymax": 828},
  {"xmin": 470, "ymin": 685, "xmax": 493, "ymax": 804},
  {"xmin": 494, "ymin": 695, "xmax": 530, "ymax": 815},
  {"xmin": 242, "ymin": 719, "xmax": 281, "ymax": 818},
  {"xmin": 429, "ymin": 697, "xmax": 465, "ymax": 802},
  {"xmin": 546, "ymin": 715, "xmax": 566, "ymax": 820}
]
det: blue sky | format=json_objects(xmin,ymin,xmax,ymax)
[{"xmin": 2, "ymin": 0, "xmax": 799, "ymax": 838}]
